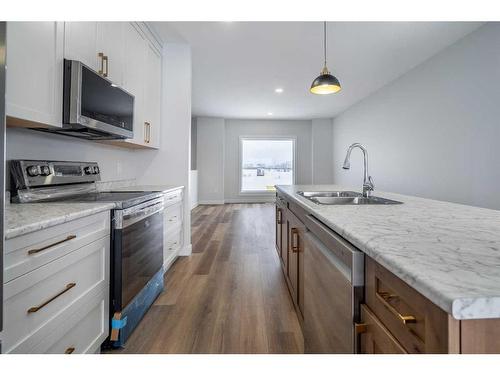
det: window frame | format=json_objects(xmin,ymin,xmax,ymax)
[{"xmin": 239, "ymin": 136, "xmax": 297, "ymax": 195}]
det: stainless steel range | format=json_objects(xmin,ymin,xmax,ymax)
[{"xmin": 9, "ymin": 159, "xmax": 165, "ymax": 348}]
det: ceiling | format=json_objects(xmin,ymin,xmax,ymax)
[{"xmin": 153, "ymin": 22, "xmax": 483, "ymax": 120}]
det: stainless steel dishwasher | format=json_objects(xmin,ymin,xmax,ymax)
[{"xmin": 302, "ymin": 214, "xmax": 364, "ymax": 353}]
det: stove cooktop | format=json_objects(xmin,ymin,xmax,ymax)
[{"xmin": 54, "ymin": 191, "xmax": 164, "ymax": 209}]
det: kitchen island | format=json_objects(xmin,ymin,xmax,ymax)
[{"xmin": 276, "ymin": 184, "xmax": 500, "ymax": 354}]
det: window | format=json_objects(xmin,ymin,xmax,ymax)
[{"xmin": 240, "ymin": 138, "xmax": 295, "ymax": 193}]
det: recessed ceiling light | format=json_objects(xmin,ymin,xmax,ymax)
[
  {"xmin": 267, "ymin": 112, "xmax": 273, "ymax": 116},
  {"xmin": 275, "ymin": 88, "xmax": 284, "ymax": 93}
]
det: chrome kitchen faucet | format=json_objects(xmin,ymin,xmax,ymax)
[{"xmin": 342, "ymin": 143, "xmax": 375, "ymax": 197}]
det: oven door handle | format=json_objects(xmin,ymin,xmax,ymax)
[{"xmin": 118, "ymin": 203, "xmax": 164, "ymax": 229}]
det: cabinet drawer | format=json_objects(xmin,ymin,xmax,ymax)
[
  {"xmin": 164, "ymin": 189, "xmax": 183, "ymax": 207},
  {"xmin": 365, "ymin": 257, "xmax": 452, "ymax": 353},
  {"xmin": 165, "ymin": 228, "xmax": 182, "ymax": 252},
  {"xmin": 5, "ymin": 211, "xmax": 110, "ymax": 282},
  {"xmin": 1, "ymin": 236, "xmax": 109, "ymax": 353},
  {"xmin": 164, "ymin": 202, "xmax": 182, "ymax": 227},
  {"xmin": 358, "ymin": 304, "xmax": 407, "ymax": 354},
  {"xmin": 44, "ymin": 291, "xmax": 107, "ymax": 354}
]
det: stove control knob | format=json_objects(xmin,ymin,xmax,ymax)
[
  {"xmin": 40, "ymin": 165, "xmax": 51, "ymax": 176},
  {"xmin": 26, "ymin": 165, "xmax": 40, "ymax": 177},
  {"xmin": 94, "ymin": 166, "xmax": 100, "ymax": 174},
  {"xmin": 84, "ymin": 166, "xmax": 93, "ymax": 175}
]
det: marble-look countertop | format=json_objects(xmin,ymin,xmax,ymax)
[
  {"xmin": 5, "ymin": 202, "xmax": 115, "ymax": 240},
  {"xmin": 276, "ymin": 184, "xmax": 500, "ymax": 320},
  {"xmin": 110, "ymin": 185, "xmax": 184, "ymax": 194},
  {"xmin": 5, "ymin": 185, "xmax": 184, "ymax": 240}
]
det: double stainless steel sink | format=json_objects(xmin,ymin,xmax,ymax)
[{"xmin": 297, "ymin": 191, "xmax": 402, "ymax": 205}]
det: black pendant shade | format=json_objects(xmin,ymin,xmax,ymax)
[{"xmin": 310, "ymin": 22, "xmax": 341, "ymax": 95}]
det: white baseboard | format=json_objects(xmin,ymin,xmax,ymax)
[
  {"xmin": 191, "ymin": 202, "xmax": 199, "ymax": 210},
  {"xmin": 224, "ymin": 197, "xmax": 275, "ymax": 204},
  {"xmin": 179, "ymin": 243, "xmax": 192, "ymax": 256},
  {"xmin": 198, "ymin": 200, "xmax": 225, "ymax": 205}
]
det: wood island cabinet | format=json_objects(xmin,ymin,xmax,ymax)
[{"xmin": 275, "ymin": 190, "xmax": 500, "ymax": 355}]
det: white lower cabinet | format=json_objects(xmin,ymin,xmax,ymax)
[
  {"xmin": 0, "ymin": 212, "xmax": 111, "ymax": 354},
  {"xmin": 163, "ymin": 189, "xmax": 184, "ymax": 271}
]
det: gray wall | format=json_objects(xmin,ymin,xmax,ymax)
[
  {"xmin": 312, "ymin": 118, "xmax": 334, "ymax": 184},
  {"xmin": 196, "ymin": 117, "xmax": 225, "ymax": 204},
  {"xmin": 195, "ymin": 117, "xmax": 334, "ymax": 204},
  {"xmin": 191, "ymin": 117, "xmax": 197, "ymax": 170},
  {"xmin": 332, "ymin": 23, "xmax": 500, "ymax": 210}
]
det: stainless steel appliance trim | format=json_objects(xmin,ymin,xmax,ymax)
[
  {"xmin": 305, "ymin": 231, "xmax": 353, "ymax": 283},
  {"xmin": 0, "ymin": 20, "xmax": 6, "ymax": 338},
  {"xmin": 10, "ymin": 160, "xmax": 100, "ymax": 190},
  {"xmin": 114, "ymin": 197, "xmax": 165, "ymax": 229},
  {"xmin": 65, "ymin": 60, "xmax": 134, "ymax": 139},
  {"xmin": 304, "ymin": 214, "xmax": 364, "ymax": 287}
]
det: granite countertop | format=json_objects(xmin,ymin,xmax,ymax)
[
  {"xmin": 5, "ymin": 202, "xmax": 115, "ymax": 240},
  {"xmin": 110, "ymin": 185, "xmax": 184, "ymax": 194},
  {"xmin": 276, "ymin": 184, "xmax": 500, "ymax": 320}
]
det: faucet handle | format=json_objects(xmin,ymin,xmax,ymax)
[{"xmin": 368, "ymin": 176, "xmax": 375, "ymax": 190}]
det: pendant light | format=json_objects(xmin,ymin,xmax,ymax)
[{"xmin": 310, "ymin": 21, "xmax": 341, "ymax": 95}]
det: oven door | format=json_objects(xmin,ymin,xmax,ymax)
[{"xmin": 113, "ymin": 198, "xmax": 164, "ymax": 311}]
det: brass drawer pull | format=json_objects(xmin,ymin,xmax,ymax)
[
  {"xmin": 277, "ymin": 208, "xmax": 282, "ymax": 224},
  {"xmin": 355, "ymin": 322, "xmax": 368, "ymax": 334},
  {"xmin": 28, "ymin": 235, "xmax": 77, "ymax": 255},
  {"xmin": 376, "ymin": 291, "xmax": 417, "ymax": 325},
  {"xmin": 291, "ymin": 228, "xmax": 299, "ymax": 253},
  {"xmin": 65, "ymin": 347, "xmax": 75, "ymax": 354},
  {"xmin": 27, "ymin": 283, "xmax": 77, "ymax": 314},
  {"xmin": 168, "ymin": 216, "xmax": 177, "ymax": 222}
]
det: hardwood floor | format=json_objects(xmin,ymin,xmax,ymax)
[{"xmin": 112, "ymin": 203, "xmax": 304, "ymax": 354}]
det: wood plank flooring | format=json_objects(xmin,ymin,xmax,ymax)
[{"xmin": 111, "ymin": 203, "xmax": 304, "ymax": 354}]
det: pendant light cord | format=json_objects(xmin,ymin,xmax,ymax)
[{"xmin": 323, "ymin": 21, "xmax": 327, "ymax": 67}]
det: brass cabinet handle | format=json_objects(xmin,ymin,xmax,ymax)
[
  {"xmin": 28, "ymin": 235, "xmax": 77, "ymax": 255},
  {"xmin": 291, "ymin": 228, "xmax": 299, "ymax": 253},
  {"xmin": 98, "ymin": 52, "xmax": 105, "ymax": 76},
  {"xmin": 27, "ymin": 283, "xmax": 76, "ymax": 314},
  {"xmin": 103, "ymin": 55, "xmax": 109, "ymax": 77},
  {"xmin": 168, "ymin": 216, "xmax": 177, "ymax": 222},
  {"xmin": 376, "ymin": 291, "xmax": 417, "ymax": 325},
  {"xmin": 355, "ymin": 322, "xmax": 368, "ymax": 334},
  {"xmin": 65, "ymin": 347, "xmax": 75, "ymax": 354},
  {"xmin": 277, "ymin": 208, "xmax": 282, "ymax": 224},
  {"xmin": 144, "ymin": 122, "xmax": 151, "ymax": 143}
]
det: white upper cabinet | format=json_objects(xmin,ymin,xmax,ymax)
[
  {"xmin": 96, "ymin": 22, "xmax": 125, "ymax": 86},
  {"xmin": 6, "ymin": 21, "xmax": 162, "ymax": 149},
  {"xmin": 122, "ymin": 23, "xmax": 147, "ymax": 147},
  {"xmin": 144, "ymin": 43, "xmax": 162, "ymax": 149},
  {"xmin": 64, "ymin": 22, "xmax": 99, "ymax": 71},
  {"xmin": 6, "ymin": 22, "xmax": 64, "ymax": 128}
]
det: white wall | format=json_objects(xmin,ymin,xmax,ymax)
[
  {"xmin": 141, "ymin": 43, "xmax": 192, "ymax": 255},
  {"xmin": 332, "ymin": 23, "xmax": 500, "ymax": 210},
  {"xmin": 6, "ymin": 41, "xmax": 194, "ymax": 254},
  {"xmin": 189, "ymin": 170, "xmax": 198, "ymax": 209},
  {"xmin": 196, "ymin": 117, "xmax": 225, "ymax": 204},
  {"xmin": 312, "ymin": 118, "xmax": 334, "ymax": 184}
]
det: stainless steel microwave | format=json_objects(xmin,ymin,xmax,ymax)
[{"xmin": 58, "ymin": 59, "xmax": 134, "ymax": 140}]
